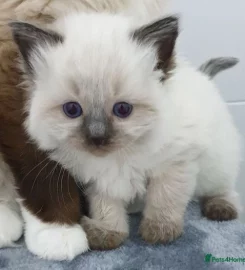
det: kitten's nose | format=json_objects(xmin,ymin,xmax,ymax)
[
  {"xmin": 84, "ymin": 121, "xmax": 110, "ymax": 146},
  {"xmin": 90, "ymin": 136, "xmax": 108, "ymax": 146},
  {"xmin": 83, "ymin": 111, "xmax": 112, "ymax": 147}
]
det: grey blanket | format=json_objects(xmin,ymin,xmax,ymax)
[{"xmin": 1, "ymin": 202, "xmax": 245, "ymax": 270}]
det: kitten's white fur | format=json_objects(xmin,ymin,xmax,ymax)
[
  {"xmin": 0, "ymin": 154, "xmax": 23, "ymax": 248},
  {"xmin": 24, "ymin": 13, "xmax": 241, "ymax": 240},
  {"xmin": 21, "ymin": 206, "xmax": 88, "ymax": 261},
  {"xmin": 0, "ymin": 205, "xmax": 23, "ymax": 248}
]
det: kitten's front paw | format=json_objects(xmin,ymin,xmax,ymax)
[
  {"xmin": 81, "ymin": 217, "xmax": 128, "ymax": 250},
  {"xmin": 25, "ymin": 224, "xmax": 88, "ymax": 261},
  {"xmin": 0, "ymin": 204, "xmax": 23, "ymax": 248},
  {"xmin": 139, "ymin": 218, "xmax": 183, "ymax": 244}
]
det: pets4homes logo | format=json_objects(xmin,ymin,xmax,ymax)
[{"xmin": 205, "ymin": 254, "xmax": 245, "ymax": 264}]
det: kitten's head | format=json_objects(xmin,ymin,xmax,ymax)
[{"xmin": 10, "ymin": 13, "xmax": 178, "ymax": 156}]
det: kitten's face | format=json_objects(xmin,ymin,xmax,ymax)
[{"xmin": 11, "ymin": 14, "xmax": 178, "ymax": 156}]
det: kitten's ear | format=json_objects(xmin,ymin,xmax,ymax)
[
  {"xmin": 132, "ymin": 16, "xmax": 179, "ymax": 72},
  {"xmin": 9, "ymin": 22, "xmax": 63, "ymax": 74}
]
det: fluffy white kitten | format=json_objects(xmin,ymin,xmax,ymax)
[
  {"xmin": 10, "ymin": 12, "xmax": 241, "ymax": 252},
  {"xmin": 0, "ymin": 0, "xmax": 169, "ymax": 261}
]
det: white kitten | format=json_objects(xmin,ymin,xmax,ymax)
[
  {"xmin": 1, "ymin": 0, "xmax": 168, "ymax": 260},
  {"xmin": 11, "ymin": 12, "xmax": 241, "ymax": 250}
]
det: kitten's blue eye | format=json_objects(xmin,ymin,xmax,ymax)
[
  {"xmin": 113, "ymin": 102, "xmax": 133, "ymax": 118},
  {"xmin": 63, "ymin": 102, "xmax": 82, "ymax": 118}
]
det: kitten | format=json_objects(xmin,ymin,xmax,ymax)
[
  {"xmin": 0, "ymin": 0, "xmax": 169, "ymax": 261},
  {"xmin": 10, "ymin": 13, "xmax": 241, "ymax": 253}
]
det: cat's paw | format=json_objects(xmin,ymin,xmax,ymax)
[
  {"xmin": 0, "ymin": 204, "xmax": 23, "ymax": 248},
  {"xmin": 202, "ymin": 197, "xmax": 238, "ymax": 221},
  {"xmin": 139, "ymin": 218, "xmax": 183, "ymax": 244},
  {"xmin": 25, "ymin": 223, "xmax": 88, "ymax": 261},
  {"xmin": 22, "ymin": 207, "xmax": 88, "ymax": 260},
  {"xmin": 81, "ymin": 217, "xmax": 128, "ymax": 250}
]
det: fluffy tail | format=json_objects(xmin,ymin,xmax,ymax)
[{"xmin": 199, "ymin": 57, "xmax": 239, "ymax": 79}]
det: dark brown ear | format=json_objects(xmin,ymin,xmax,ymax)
[
  {"xmin": 9, "ymin": 22, "xmax": 63, "ymax": 75},
  {"xmin": 132, "ymin": 16, "xmax": 179, "ymax": 74}
]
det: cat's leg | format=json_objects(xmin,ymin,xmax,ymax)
[
  {"xmin": 140, "ymin": 162, "xmax": 198, "ymax": 244},
  {"xmin": 18, "ymin": 158, "xmax": 88, "ymax": 261},
  {"xmin": 81, "ymin": 185, "xmax": 129, "ymax": 250},
  {"xmin": 0, "ymin": 154, "xmax": 23, "ymax": 248},
  {"xmin": 201, "ymin": 191, "xmax": 239, "ymax": 221},
  {"xmin": 198, "ymin": 150, "xmax": 241, "ymax": 221}
]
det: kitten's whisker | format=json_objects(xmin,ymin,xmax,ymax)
[
  {"xmin": 67, "ymin": 173, "xmax": 74, "ymax": 203},
  {"xmin": 61, "ymin": 168, "xmax": 69, "ymax": 212},
  {"xmin": 45, "ymin": 162, "xmax": 57, "ymax": 179},
  {"xmin": 57, "ymin": 166, "xmax": 63, "ymax": 209},
  {"xmin": 48, "ymin": 162, "xmax": 59, "ymax": 202},
  {"xmin": 22, "ymin": 156, "xmax": 49, "ymax": 183},
  {"xmin": 35, "ymin": 205, "xmax": 44, "ymax": 216},
  {"xmin": 75, "ymin": 180, "xmax": 85, "ymax": 194},
  {"xmin": 48, "ymin": 156, "xmax": 63, "ymax": 203},
  {"xmin": 30, "ymin": 160, "xmax": 50, "ymax": 194}
]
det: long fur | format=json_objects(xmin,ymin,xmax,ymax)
[
  {"xmin": 11, "ymin": 12, "xmax": 241, "ymax": 249},
  {"xmin": 0, "ymin": 0, "xmax": 169, "ymax": 261}
]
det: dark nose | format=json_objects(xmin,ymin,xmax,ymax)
[
  {"xmin": 90, "ymin": 136, "xmax": 108, "ymax": 146},
  {"xmin": 83, "ymin": 111, "xmax": 112, "ymax": 147}
]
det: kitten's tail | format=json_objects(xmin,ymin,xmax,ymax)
[{"xmin": 199, "ymin": 57, "xmax": 239, "ymax": 79}]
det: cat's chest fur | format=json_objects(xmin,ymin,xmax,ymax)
[
  {"xmin": 81, "ymin": 154, "xmax": 149, "ymax": 201},
  {"xmin": 54, "ymin": 149, "xmax": 153, "ymax": 202}
]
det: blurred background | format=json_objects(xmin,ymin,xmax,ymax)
[{"xmin": 169, "ymin": 0, "xmax": 245, "ymax": 220}]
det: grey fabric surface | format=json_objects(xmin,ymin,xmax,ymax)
[{"xmin": 1, "ymin": 202, "xmax": 245, "ymax": 270}]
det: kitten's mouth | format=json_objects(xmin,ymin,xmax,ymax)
[
  {"xmin": 71, "ymin": 135, "xmax": 116, "ymax": 156},
  {"xmin": 83, "ymin": 140, "xmax": 115, "ymax": 157}
]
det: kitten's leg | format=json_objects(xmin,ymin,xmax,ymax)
[
  {"xmin": 140, "ymin": 162, "xmax": 197, "ymax": 244},
  {"xmin": 0, "ymin": 155, "xmax": 23, "ymax": 247},
  {"xmin": 199, "ymin": 127, "xmax": 241, "ymax": 221},
  {"xmin": 201, "ymin": 191, "xmax": 239, "ymax": 221},
  {"xmin": 18, "ymin": 158, "xmax": 88, "ymax": 261},
  {"xmin": 81, "ymin": 186, "xmax": 129, "ymax": 250}
]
